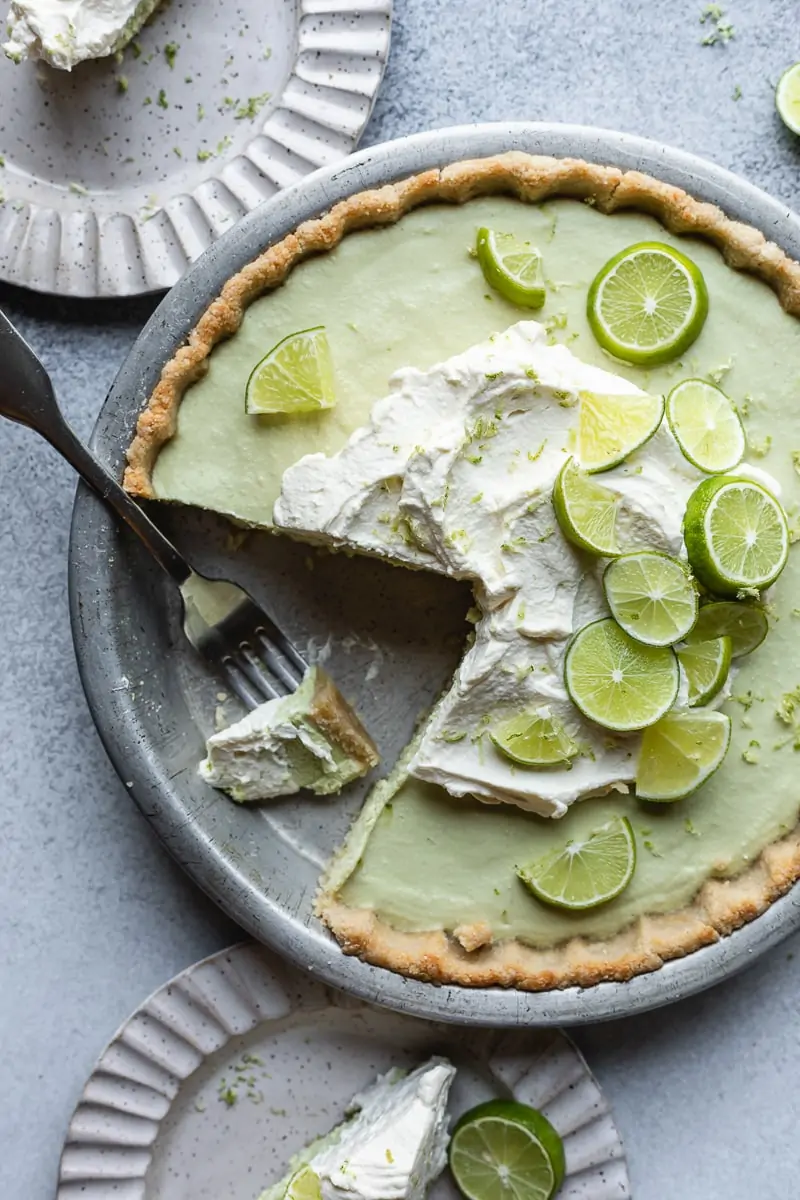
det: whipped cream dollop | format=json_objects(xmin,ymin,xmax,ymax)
[
  {"xmin": 4, "ymin": 0, "xmax": 160, "ymax": 68},
  {"xmin": 275, "ymin": 321, "xmax": 778, "ymax": 817}
]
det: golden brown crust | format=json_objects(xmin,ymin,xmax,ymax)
[
  {"xmin": 124, "ymin": 150, "xmax": 800, "ymax": 989},
  {"xmin": 123, "ymin": 151, "xmax": 800, "ymax": 497},
  {"xmin": 316, "ymin": 821, "xmax": 800, "ymax": 991},
  {"xmin": 310, "ymin": 669, "xmax": 380, "ymax": 770}
]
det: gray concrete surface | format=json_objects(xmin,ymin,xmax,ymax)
[{"xmin": 1, "ymin": 0, "xmax": 799, "ymax": 1195}]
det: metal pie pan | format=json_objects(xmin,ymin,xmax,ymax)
[{"xmin": 69, "ymin": 122, "xmax": 800, "ymax": 1025}]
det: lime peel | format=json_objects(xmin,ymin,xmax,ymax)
[
  {"xmin": 490, "ymin": 708, "xmax": 578, "ymax": 767},
  {"xmin": 517, "ymin": 815, "xmax": 636, "ymax": 911},
  {"xmin": 577, "ymin": 389, "xmax": 664, "ymax": 472},
  {"xmin": 636, "ymin": 711, "xmax": 732, "ymax": 801},
  {"xmin": 449, "ymin": 1101, "xmax": 564, "ymax": 1200},
  {"xmin": 476, "ymin": 228, "xmax": 546, "ymax": 308},
  {"xmin": 684, "ymin": 475, "xmax": 789, "ymax": 595},
  {"xmin": 603, "ymin": 551, "xmax": 698, "ymax": 647},
  {"xmin": 666, "ymin": 378, "xmax": 745, "ymax": 473},
  {"xmin": 245, "ymin": 326, "xmax": 336, "ymax": 416},
  {"xmin": 564, "ymin": 618, "xmax": 680, "ymax": 732}
]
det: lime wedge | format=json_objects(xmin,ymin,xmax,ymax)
[
  {"xmin": 449, "ymin": 1101, "xmax": 565, "ymax": 1200},
  {"xmin": 475, "ymin": 228, "xmax": 546, "ymax": 308},
  {"xmin": 688, "ymin": 600, "xmax": 768, "ymax": 657},
  {"xmin": 284, "ymin": 1168, "xmax": 322, "ymax": 1200},
  {"xmin": 677, "ymin": 636, "xmax": 732, "ymax": 707},
  {"xmin": 636, "ymin": 711, "xmax": 731, "ymax": 801},
  {"xmin": 587, "ymin": 241, "xmax": 709, "ymax": 366},
  {"xmin": 577, "ymin": 389, "xmax": 664, "ymax": 472},
  {"xmin": 553, "ymin": 457, "xmax": 620, "ymax": 556},
  {"xmin": 684, "ymin": 475, "xmax": 789, "ymax": 595},
  {"xmin": 666, "ymin": 379, "xmax": 745, "ymax": 473},
  {"xmin": 603, "ymin": 551, "xmax": 698, "ymax": 647},
  {"xmin": 564, "ymin": 618, "xmax": 679, "ymax": 731},
  {"xmin": 517, "ymin": 815, "xmax": 636, "ymax": 911},
  {"xmin": 245, "ymin": 327, "xmax": 336, "ymax": 415},
  {"xmin": 776, "ymin": 62, "xmax": 800, "ymax": 135},
  {"xmin": 490, "ymin": 707, "xmax": 578, "ymax": 767}
]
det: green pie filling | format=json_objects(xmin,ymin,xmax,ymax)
[{"xmin": 155, "ymin": 197, "xmax": 800, "ymax": 949}]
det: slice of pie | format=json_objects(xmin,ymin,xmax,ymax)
[{"xmin": 123, "ymin": 152, "xmax": 800, "ymax": 990}]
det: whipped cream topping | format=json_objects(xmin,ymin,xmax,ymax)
[
  {"xmin": 3, "ymin": 0, "xmax": 160, "ymax": 68},
  {"xmin": 275, "ymin": 321, "xmax": 779, "ymax": 817}
]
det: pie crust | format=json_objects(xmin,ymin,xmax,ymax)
[{"xmin": 124, "ymin": 152, "xmax": 800, "ymax": 990}]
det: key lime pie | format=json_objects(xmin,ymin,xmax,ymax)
[{"xmin": 124, "ymin": 153, "xmax": 800, "ymax": 990}]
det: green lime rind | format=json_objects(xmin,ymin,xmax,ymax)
[
  {"xmin": 476, "ymin": 227, "xmax": 546, "ymax": 308},
  {"xmin": 450, "ymin": 1100, "xmax": 565, "ymax": 1200},
  {"xmin": 636, "ymin": 711, "xmax": 732, "ymax": 802},
  {"xmin": 587, "ymin": 241, "xmax": 709, "ymax": 367},
  {"xmin": 552, "ymin": 457, "xmax": 621, "ymax": 556},
  {"xmin": 577, "ymin": 389, "xmax": 665, "ymax": 473},
  {"xmin": 666, "ymin": 378, "xmax": 745, "ymax": 473},
  {"xmin": 490, "ymin": 709, "xmax": 579, "ymax": 767},
  {"xmin": 245, "ymin": 326, "xmax": 336, "ymax": 415},
  {"xmin": 677, "ymin": 636, "xmax": 733, "ymax": 707},
  {"xmin": 603, "ymin": 551, "xmax": 698, "ymax": 647},
  {"xmin": 516, "ymin": 815, "xmax": 636, "ymax": 912},
  {"xmin": 688, "ymin": 600, "xmax": 768, "ymax": 658},
  {"xmin": 683, "ymin": 475, "xmax": 789, "ymax": 596},
  {"xmin": 564, "ymin": 618, "xmax": 680, "ymax": 732},
  {"xmin": 776, "ymin": 62, "xmax": 800, "ymax": 136}
]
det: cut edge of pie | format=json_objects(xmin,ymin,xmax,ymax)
[{"xmin": 122, "ymin": 151, "xmax": 800, "ymax": 990}]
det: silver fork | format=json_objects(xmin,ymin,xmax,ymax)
[{"xmin": 0, "ymin": 308, "xmax": 309, "ymax": 710}]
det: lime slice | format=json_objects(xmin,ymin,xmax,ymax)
[
  {"xmin": 677, "ymin": 636, "xmax": 732, "ymax": 707},
  {"xmin": 449, "ymin": 1100, "xmax": 565, "ymax": 1200},
  {"xmin": 475, "ymin": 228, "xmax": 546, "ymax": 308},
  {"xmin": 245, "ymin": 327, "xmax": 336, "ymax": 415},
  {"xmin": 577, "ymin": 389, "xmax": 664, "ymax": 472},
  {"xmin": 516, "ymin": 815, "xmax": 636, "ymax": 911},
  {"xmin": 636, "ymin": 711, "xmax": 731, "ymax": 801},
  {"xmin": 684, "ymin": 475, "xmax": 789, "ymax": 595},
  {"xmin": 603, "ymin": 551, "xmax": 698, "ymax": 646},
  {"xmin": 587, "ymin": 241, "xmax": 709, "ymax": 366},
  {"xmin": 284, "ymin": 1168, "xmax": 322, "ymax": 1200},
  {"xmin": 666, "ymin": 379, "xmax": 745, "ymax": 473},
  {"xmin": 688, "ymin": 600, "xmax": 768, "ymax": 657},
  {"xmin": 564, "ymin": 618, "xmax": 679, "ymax": 731},
  {"xmin": 552, "ymin": 457, "xmax": 620, "ymax": 556},
  {"xmin": 490, "ymin": 707, "xmax": 578, "ymax": 767},
  {"xmin": 776, "ymin": 62, "xmax": 800, "ymax": 135}
]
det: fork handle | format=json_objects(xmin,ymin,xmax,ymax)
[{"xmin": 0, "ymin": 311, "xmax": 191, "ymax": 586}]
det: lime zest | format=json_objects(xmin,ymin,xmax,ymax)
[
  {"xmin": 245, "ymin": 326, "xmax": 336, "ymax": 416},
  {"xmin": 517, "ymin": 815, "xmax": 636, "ymax": 911},
  {"xmin": 587, "ymin": 241, "xmax": 709, "ymax": 366}
]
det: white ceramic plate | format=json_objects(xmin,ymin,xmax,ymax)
[
  {"xmin": 56, "ymin": 942, "xmax": 631, "ymax": 1199},
  {"xmin": 0, "ymin": 0, "xmax": 391, "ymax": 296}
]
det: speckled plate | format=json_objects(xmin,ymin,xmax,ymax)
[
  {"xmin": 70, "ymin": 123, "xmax": 800, "ymax": 1027},
  {"xmin": 56, "ymin": 942, "xmax": 631, "ymax": 1199},
  {"xmin": 0, "ymin": 0, "xmax": 391, "ymax": 296}
]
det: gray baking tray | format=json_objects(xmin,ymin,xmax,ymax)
[{"xmin": 69, "ymin": 123, "xmax": 800, "ymax": 1025}]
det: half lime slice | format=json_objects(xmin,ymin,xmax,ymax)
[
  {"xmin": 245, "ymin": 326, "xmax": 336, "ymax": 415},
  {"xmin": 284, "ymin": 1168, "xmax": 322, "ymax": 1200},
  {"xmin": 577, "ymin": 389, "xmax": 664, "ymax": 472},
  {"xmin": 666, "ymin": 378, "xmax": 745, "ymax": 473},
  {"xmin": 688, "ymin": 600, "xmax": 768, "ymax": 657},
  {"xmin": 587, "ymin": 241, "xmax": 709, "ymax": 366},
  {"xmin": 684, "ymin": 475, "xmax": 789, "ymax": 595},
  {"xmin": 517, "ymin": 815, "xmax": 636, "ymax": 911},
  {"xmin": 553, "ymin": 457, "xmax": 621, "ymax": 556},
  {"xmin": 677, "ymin": 636, "xmax": 732, "ymax": 707},
  {"xmin": 564, "ymin": 618, "xmax": 679, "ymax": 732},
  {"xmin": 449, "ymin": 1100, "xmax": 565, "ymax": 1200},
  {"xmin": 603, "ymin": 551, "xmax": 698, "ymax": 646},
  {"xmin": 776, "ymin": 62, "xmax": 800, "ymax": 135},
  {"xmin": 636, "ymin": 711, "xmax": 731, "ymax": 801},
  {"xmin": 476, "ymin": 228, "xmax": 546, "ymax": 308},
  {"xmin": 490, "ymin": 708, "xmax": 579, "ymax": 767}
]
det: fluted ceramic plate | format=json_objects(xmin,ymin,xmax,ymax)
[
  {"xmin": 0, "ymin": 0, "xmax": 391, "ymax": 297},
  {"xmin": 56, "ymin": 942, "xmax": 631, "ymax": 1200}
]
